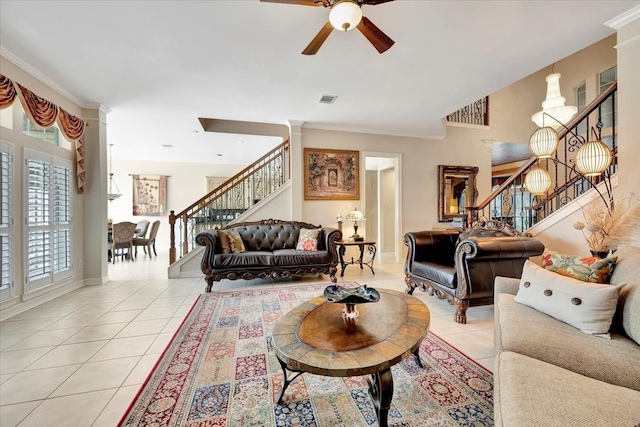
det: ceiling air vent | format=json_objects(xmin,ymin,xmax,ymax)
[{"xmin": 319, "ymin": 94, "xmax": 338, "ymax": 104}]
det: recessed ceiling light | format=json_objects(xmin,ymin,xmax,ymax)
[
  {"xmin": 191, "ymin": 130, "xmax": 199, "ymax": 133},
  {"xmin": 161, "ymin": 144, "xmax": 173, "ymax": 148}
]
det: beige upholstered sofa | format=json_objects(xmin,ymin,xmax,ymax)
[{"xmin": 493, "ymin": 246, "xmax": 640, "ymax": 426}]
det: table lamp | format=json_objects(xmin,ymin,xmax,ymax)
[{"xmin": 346, "ymin": 209, "xmax": 365, "ymax": 241}]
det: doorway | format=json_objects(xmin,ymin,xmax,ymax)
[{"xmin": 363, "ymin": 153, "xmax": 402, "ymax": 263}]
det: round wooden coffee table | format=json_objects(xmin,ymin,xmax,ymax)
[{"xmin": 271, "ymin": 288, "xmax": 430, "ymax": 427}]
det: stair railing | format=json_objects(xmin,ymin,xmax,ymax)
[
  {"xmin": 467, "ymin": 82, "xmax": 617, "ymax": 232},
  {"xmin": 169, "ymin": 139, "xmax": 290, "ymax": 264},
  {"xmin": 446, "ymin": 96, "xmax": 490, "ymax": 126}
]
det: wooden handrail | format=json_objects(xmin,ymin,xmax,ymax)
[
  {"xmin": 169, "ymin": 139, "xmax": 290, "ymax": 264},
  {"xmin": 175, "ymin": 139, "xmax": 290, "ymax": 219},
  {"xmin": 472, "ymin": 81, "xmax": 618, "ymax": 213}
]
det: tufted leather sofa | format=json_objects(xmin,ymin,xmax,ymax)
[
  {"xmin": 196, "ymin": 219, "xmax": 342, "ymax": 292},
  {"xmin": 404, "ymin": 220, "xmax": 545, "ymax": 324}
]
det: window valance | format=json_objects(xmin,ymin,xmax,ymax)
[{"xmin": 0, "ymin": 74, "xmax": 86, "ymax": 194}]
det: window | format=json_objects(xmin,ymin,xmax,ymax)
[
  {"xmin": 575, "ymin": 83, "xmax": 587, "ymax": 136},
  {"xmin": 599, "ymin": 66, "xmax": 617, "ymax": 129},
  {"xmin": 0, "ymin": 141, "xmax": 13, "ymax": 301},
  {"xmin": 25, "ymin": 149, "xmax": 72, "ymax": 292},
  {"xmin": 23, "ymin": 114, "xmax": 59, "ymax": 146}
]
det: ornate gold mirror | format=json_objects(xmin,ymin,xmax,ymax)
[{"xmin": 438, "ymin": 165, "xmax": 478, "ymax": 222}]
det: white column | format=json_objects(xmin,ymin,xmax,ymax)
[
  {"xmin": 82, "ymin": 105, "xmax": 111, "ymax": 284},
  {"xmin": 288, "ymin": 120, "xmax": 304, "ymax": 220},
  {"xmin": 606, "ymin": 9, "xmax": 640, "ymax": 194}
]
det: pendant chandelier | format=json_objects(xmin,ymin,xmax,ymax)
[
  {"xmin": 531, "ymin": 70, "xmax": 577, "ymax": 128},
  {"xmin": 107, "ymin": 143, "xmax": 122, "ymax": 202},
  {"xmin": 524, "ymin": 68, "xmax": 614, "ymax": 206}
]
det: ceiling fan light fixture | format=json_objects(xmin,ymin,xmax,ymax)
[{"xmin": 329, "ymin": 0, "xmax": 362, "ymax": 31}]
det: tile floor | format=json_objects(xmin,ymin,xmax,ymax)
[{"xmin": 0, "ymin": 249, "xmax": 495, "ymax": 426}]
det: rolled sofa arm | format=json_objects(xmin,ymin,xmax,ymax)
[
  {"xmin": 454, "ymin": 236, "xmax": 544, "ymax": 301},
  {"xmin": 322, "ymin": 227, "xmax": 342, "ymax": 265},
  {"xmin": 195, "ymin": 231, "xmax": 219, "ymax": 275},
  {"xmin": 494, "ymin": 276, "xmax": 521, "ymax": 296},
  {"xmin": 456, "ymin": 236, "xmax": 545, "ymax": 261}
]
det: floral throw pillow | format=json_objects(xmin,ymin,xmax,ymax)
[
  {"xmin": 540, "ymin": 250, "xmax": 617, "ymax": 284},
  {"xmin": 225, "ymin": 230, "xmax": 246, "ymax": 254},
  {"xmin": 296, "ymin": 228, "xmax": 320, "ymax": 251},
  {"xmin": 217, "ymin": 230, "xmax": 232, "ymax": 254}
]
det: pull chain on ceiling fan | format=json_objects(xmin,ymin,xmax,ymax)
[{"xmin": 260, "ymin": 0, "xmax": 396, "ymax": 55}]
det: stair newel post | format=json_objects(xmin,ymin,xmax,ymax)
[
  {"xmin": 182, "ymin": 212, "xmax": 189, "ymax": 256},
  {"xmin": 169, "ymin": 210, "xmax": 176, "ymax": 264}
]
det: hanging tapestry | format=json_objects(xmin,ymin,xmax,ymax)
[{"xmin": 132, "ymin": 175, "xmax": 167, "ymax": 216}]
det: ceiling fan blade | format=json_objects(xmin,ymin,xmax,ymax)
[
  {"xmin": 259, "ymin": 0, "xmax": 324, "ymax": 6},
  {"xmin": 302, "ymin": 22, "xmax": 334, "ymax": 55},
  {"xmin": 356, "ymin": 16, "xmax": 395, "ymax": 54}
]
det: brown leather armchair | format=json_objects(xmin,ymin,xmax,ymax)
[{"xmin": 404, "ymin": 220, "xmax": 544, "ymax": 324}]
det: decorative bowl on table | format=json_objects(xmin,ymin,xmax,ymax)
[
  {"xmin": 323, "ymin": 284, "xmax": 380, "ymax": 305},
  {"xmin": 323, "ymin": 285, "xmax": 380, "ymax": 327}
]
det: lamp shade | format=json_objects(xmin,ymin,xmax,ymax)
[
  {"xmin": 575, "ymin": 140, "xmax": 612, "ymax": 177},
  {"xmin": 329, "ymin": 0, "xmax": 362, "ymax": 31},
  {"xmin": 524, "ymin": 167, "xmax": 551, "ymax": 195},
  {"xmin": 529, "ymin": 126, "xmax": 559, "ymax": 158},
  {"xmin": 531, "ymin": 73, "xmax": 578, "ymax": 128},
  {"xmin": 346, "ymin": 209, "xmax": 365, "ymax": 222}
]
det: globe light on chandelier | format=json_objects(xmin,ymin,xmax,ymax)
[
  {"xmin": 575, "ymin": 140, "xmax": 612, "ymax": 177},
  {"xmin": 529, "ymin": 126, "xmax": 559, "ymax": 159},
  {"xmin": 524, "ymin": 167, "xmax": 551, "ymax": 195}
]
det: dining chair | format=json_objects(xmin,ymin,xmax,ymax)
[
  {"xmin": 134, "ymin": 220, "xmax": 150, "ymax": 239},
  {"xmin": 110, "ymin": 221, "xmax": 138, "ymax": 263},
  {"xmin": 133, "ymin": 220, "xmax": 160, "ymax": 257}
]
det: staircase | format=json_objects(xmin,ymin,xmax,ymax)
[
  {"xmin": 168, "ymin": 139, "xmax": 290, "ymax": 264},
  {"xmin": 468, "ymin": 82, "xmax": 617, "ymax": 232}
]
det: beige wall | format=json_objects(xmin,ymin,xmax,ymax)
[
  {"xmin": 2, "ymin": 23, "xmax": 638, "ymax": 316},
  {"xmin": 299, "ymin": 126, "xmax": 493, "ymax": 242},
  {"xmin": 489, "ymin": 35, "xmax": 618, "ymax": 145},
  {"xmin": 524, "ymin": 26, "xmax": 640, "ymax": 254},
  {"xmin": 107, "ymin": 159, "xmax": 245, "ymax": 251}
]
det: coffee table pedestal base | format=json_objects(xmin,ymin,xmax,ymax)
[{"xmin": 276, "ymin": 349, "xmax": 423, "ymax": 427}]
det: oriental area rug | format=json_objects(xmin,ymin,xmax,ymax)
[{"xmin": 119, "ymin": 283, "xmax": 494, "ymax": 426}]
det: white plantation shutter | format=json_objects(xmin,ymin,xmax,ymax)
[
  {"xmin": 0, "ymin": 142, "xmax": 13, "ymax": 300},
  {"xmin": 25, "ymin": 149, "xmax": 72, "ymax": 291},
  {"xmin": 53, "ymin": 165, "xmax": 71, "ymax": 276}
]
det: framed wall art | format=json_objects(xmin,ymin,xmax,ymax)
[
  {"xmin": 132, "ymin": 174, "xmax": 168, "ymax": 216},
  {"xmin": 304, "ymin": 148, "xmax": 359, "ymax": 200}
]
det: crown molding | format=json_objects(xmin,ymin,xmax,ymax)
[
  {"xmin": 0, "ymin": 46, "xmax": 106, "ymax": 110},
  {"xmin": 604, "ymin": 4, "xmax": 640, "ymax": 30}
]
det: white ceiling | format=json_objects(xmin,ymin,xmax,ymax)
[{"xmin": 1, "ymin": 0, "xmax": 638, "ymax": 164}]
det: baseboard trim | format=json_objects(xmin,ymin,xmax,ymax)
[{"xmin": 0, "ymin": 279, "xmax": 86, "ymax": 321}]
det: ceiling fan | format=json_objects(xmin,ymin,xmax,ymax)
[{"xmin": 260, "ymin": 0, "xmax": 396, "ymax": 55}]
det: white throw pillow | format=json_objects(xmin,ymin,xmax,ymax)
[{"xmin": 514, "ymin": 261, "xmax": 625, "ymax": 338}]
